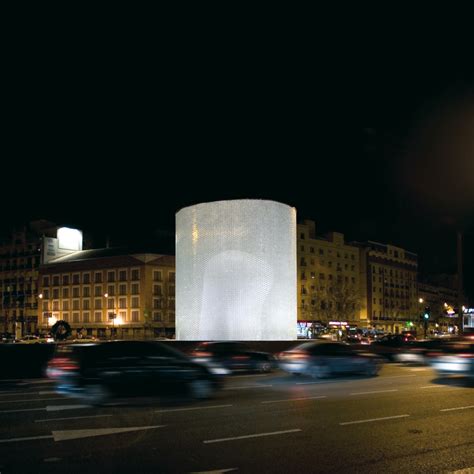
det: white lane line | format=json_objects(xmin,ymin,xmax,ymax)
[
  {"xmin": 36, "ymin": 414, "xmax": 113, "ymax": 423},
  {"xmin": 191, "ymin": 469, "xmax": 238, "ymax": 473},
  {"xmin": 0, "ymin": 397, "xmax": 63, "ymax": 404},
  {"xmin": 0, "ymin": 434, "xmax": 54, "ymax": 443},
  {"xmin": 223, "ymin": 385, "xmax": 273, "ymax": 390},
  {"xmin": 450, "ymin": 467, "xmax": 474, "ymax": 474},
  {"xmin": 204, "ymin": 428, "xmax": 302, "ymax": 444},
  {"xmin": 39, "ymin": 391, "xmax": 57, "ymax": 395},
  {"xmin": 261, "ymin": 396, "xmax": 327, "ymax": 404},
  {"xmin": 296, "ymin": 382, "xmax": 319, "ymax": 385},
  {"xmin": 155, "ymin": 405, "xmax": 233, "ymax": 413},
  {"xmin": 340, "ymin": 414, "xmax": 410, "ymax": 426},
  {"xmin": 440, "ymin": 405, "xmax": 474, "ymax": 412},
  {"xmin": 350, "ymin": 389, "xmax": 398, "ymax": 396},
  {"xmin": 420, "ymin": 385, "xmax": 448, "ymax": 389},
  {"xmin": 0, "ymin": 407, "xmax": 46, "ymax": 414},
  {"xmin": 46, "ymin": 405, "xmax": 90, "ymax": 412},
  {"xmin": 52, "ymin": 425, "xmax": 166, "ymax": 441}
]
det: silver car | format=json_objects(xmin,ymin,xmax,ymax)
[{"xmin": 429, "ymin": 340, "xmax": 474, "ymax": 380}]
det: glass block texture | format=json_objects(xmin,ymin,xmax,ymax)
[{"xmin": 176, "ymin": 200, "xmax": 297, "ymax": 340}]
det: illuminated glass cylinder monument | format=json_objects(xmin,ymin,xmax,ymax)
[{"xmin": 176, "ymin": 200, "xmax": 296, "ymax": 340}]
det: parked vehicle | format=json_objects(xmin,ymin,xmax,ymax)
[
  {"xmin": 189, "ymin": 341, "xmax": 275, "ymax": 374},
  {"xmin": 278, "ymin": 341, "xmax": 382, "ymax": 378},
  {"xmin": 47, "ymin": 340, "xmax": 226, "ymax": 405}
]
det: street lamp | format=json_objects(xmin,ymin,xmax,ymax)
[{"xmin": 418, "ymin": 298, "xmax": 424, "ymax": 304}]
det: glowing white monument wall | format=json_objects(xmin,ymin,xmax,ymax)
[{"xmin": 176, "ymin": 200, "xmax": 297, "ymax": 340}]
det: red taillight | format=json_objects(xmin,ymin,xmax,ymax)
[
  {"xmin": 193, "ymin": 351, "xmax": 212, "ymax": 357},
  {"xmin": 49, "ymin": 357, "xmax": 79, "ymax": 371},
  {"xmin": 458, "ymin": 353, "xmax": 474, "ymax": 358},
  {"xmin": 280, "ymin": 351, "xmax": 309, "ymax": 360}
]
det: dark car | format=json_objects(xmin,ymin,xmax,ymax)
[
  {"xmin": 278, "ymin": 341, "xmax": 382, "ymax": 378},
  {"xmin": 189, "ymin": 341, "xmax": 275, "ymax": 374},
  {"xmin": 394, "ymin": 338, "xmax": 461, "ymax": 365},
  {"xmin": 367, "ymin": 334, "xmax": 416, "ymax": 360},
  {"xmin": 47, "ymin": 340, "xmax": 225, "ymax": 405}
]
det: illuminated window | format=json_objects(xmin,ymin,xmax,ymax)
[
  {"xmin": 131, "ymin": 310, "xmax": 139, "ymax": 322},
  {"xmin": 119, "ymin": 297, "xmax": 126, "ymax": 309}
]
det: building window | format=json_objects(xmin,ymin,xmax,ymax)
[
  {"xmin": 83, "ymin": 299, "xmax": 90, "ymax": 310},
  {"xmin": 73, "ymin": 300, "xmax": 80, "ymax": 310},
  {"xmin": 72, "ymin": 287, "xmax": 80, "ymax": 298},
  {"xmin": 72, "ymin": 274, "xmax": 80, "ymax": 285},
  {"xmin": 53, "ymin": 288, "xmax": 59, "ymax": 299},
  {"xmin": 169, "ymin": 272, "xmax": 175, "ymax": 282},
  {"xmin": 63, "ymin": 313, "xmax": 69, "ymax": 322},
  {"xmin": 131, "ymin": 310, "xmax": 139, "ymax": 322},
  {"xmin": 168, "ymin": 312, "xmax": 175, "ymax": 323},
  {"xmin": 310, "ymin": 247, "xmax": 314, "ymax": 253},
  {"xmin": 83, "ymin": 286, "xmax": 90, "ymax": 297},
  {"xmin": 62, "ymin": 301, "xmax": 69, "ymax": 311},
  {"xmin": 52, "ymin": 301, "xmax": 60, "ymax": 311},
  {"xmin": 42, "ymin": 276, "xmax": 50, "ymax": 287},
  {"xmin": 119, "ymin": 297, "xmax": 126, "ymax": 309},
  {"xmin": 119, "ymin": 284, "xmax": 127, "ymax": 295},
  {"xmin": 53, "ymin": 275, "xmax": 60, "ymax": 286},
  {"xmin": 131, "ymin": 283, "xmax": 139, "ymax": 295},
  {"xmin": 94, "ymin": 286, "xmax": 102, "ymax": 297},
  {"xmin": 107, "ymin": 297, "xmax": 115, "ymax": 310},
  {"xmin": 62, "ymin": 275, "xmax": 70, "ymax": 286},
  {"xmin": 153, "ymin": 285, "xmax": 162, "ymax": 296},
  {"xmin": 153, "ymin": 298, "xmax": 162, "ymax": 309},
  {"xmin": 119, "ymin": 270, "xmax": 127, "ymax": 281},
  {"xmin": 300, "ymin": 233, "xmax": 305, "ymax": 240},
  {"xmin": 94, "ymin": 299, "xmax": 102, "ymax": 309},
  {"xmin": 107, "ymin": 271, "xmax": 115, "ymax": 283},
  {"xmin": 319, "ymin": 249, "xmax": 324, "ymax": 255},
  {"xmin": 83, "ymin": 273, "xmax": 90, "ymax": 284},
  {"xmin": 300, "ymin": 245, "xmax": 305, "ymax": 252},
  {"xmin": 301, "ymin": 272, "xmax": 306, "ymax": 280},
  {"xmin": 131, "ymin": 297, "xmax": 139, "ymax": 308},
  {"xmin": 94, "ymin": 272, "xmax": 102, "ymax": 283},
  {"xmin": 153, "ymin": 311, "xmax": 162, "ymax": 322},
  {"xmin": 131, "ymin": 269, "xmax": 139, "ymax": 281},
  {"xmin": 42, "ymin": 301, "xmax": 49, "ymax": 311},
  {"xmin": 169, "ymin": 285, "xmax": 175, "ymax": 297},
  {"xmin": 94, "ymin": 312, "xmax": 102, "ymax": 323},
  {"xmin": 153, "ymin": 270, "xmax": 162, "ymax": 281},
  {"xmin": 83, "ymin": 312, "xmax": 90, "ymax": 323},
  {"xmin": 107, "ymin": 285, "xmax": 115, "ymax": 296}
]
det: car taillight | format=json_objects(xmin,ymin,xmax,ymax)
[
  {"xmin": 193, "ymin": 351, "xmax": 212, "ymax": 357},
  {"xmin": 458, "ymin": 353, "xmax": 474, "ymax": 358},
  {"xmin": 280, "ymin": 352, "xmax": 308, "ymax": 360},
  {"xmin": 49, "ymin": 357, "xmax": 79, "ymax": 371}
]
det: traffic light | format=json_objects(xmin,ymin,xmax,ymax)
[{"xmin": 423, "ymin": 306, "xmax": 430, "ymax": 320}]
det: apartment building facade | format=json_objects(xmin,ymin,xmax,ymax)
[
  {"xmin": 297, "ymin": 220, "xmax": 363, "ymax": 334},
  {"xmin": 37, "ymin": 249, "xmax": 176, "ymax": 339}
]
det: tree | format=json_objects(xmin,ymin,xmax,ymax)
[{"xmin": 51, "ymin": 320, "xmax": 72, "ymax": 341}]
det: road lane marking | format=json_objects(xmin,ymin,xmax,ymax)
[
  {"xmin": 204, "ymin": 428, "xmax": 302, "ymax": 444},
  {"xmin": 155, "ymin": 405, "xmax": 233, "ymax": 413},
  {"xmin": 0, "ymin": 397, "xmax": 63, "ymax": 404},
  {"xmin": 0, "ymin": 435, "xmax": 54, "ymax": 443},
  {"xmin": 340, "ymin": 414, "xmax": 410, "ymax": 426},
  {"xmin": 350, "ymin": 389, "xmax": 398, "ymax": 395},
  {"xmin": 420, "ymin": 385, "xmax": 447, "ymax": 389},
  {"xmin": 223, "ymin": 385, "xmax": 273, "ymax": 390},
  {"xmin": 36, "ymin": 414, "xmax": 113, "ymax": 423},
  {"xmin": 191, "ymin": 469, "xmax": 238, "ymax": 473},
  {"xmin": 0, "ymin": 407, "xmax": 46, "ymax": 414},
  {"xmin": 52, "ymin": 425, "xmax": 166, "ymax": 441},
  {"xmin": 261, "ymin": 396, "xmax": 327, "ymax": 404},
  {"xmin": 440, "ymin": 405, "xmax": 474, "ymax": 412},
  {"xmin": 450, "ymin": 468, "xmax": 474, "ymax": 473},
  {"xmin": 46, "ymin": 405, "xmax": 90, "ymax": 412}
]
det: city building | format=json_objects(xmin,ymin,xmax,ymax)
[
  {"xmin": 37, "ymin": 248, "xmax": 176, "ymax": 339},
  {"xmin": 0, "ymin": 220, "xmax": 64, "ymax": 337},
  {"xmin": 297, "ymin": 220, "xmax": 362, "ymax": 336},
  {"xmin": 356, "ymin": 241, "xmax": 418, "ymax": 334}
]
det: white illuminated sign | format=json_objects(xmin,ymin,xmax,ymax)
[
  {"xmin": 57, "ymin": 227, "xmax": 83, "ymax": 251},
  {"xmin": 176, "ymin": 200, "xmax": 297, "ymax": 340}
]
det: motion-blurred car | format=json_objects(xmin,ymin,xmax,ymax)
[
  {"xmin": 428, "ymin": 340, "xmax": 474, "ymax": 380},
  {"xmin": 278, "ymin": 341, "xmax": 382, "ymax": 378},
  {"xmin": 394, "ymin": 338, "xmax": 459, "ymax": 365},
  {"xmin": 367, "ymin": 333, "xmax": 416, "ymax": 360},
  {"xmin": 189, "ymin": 342, "xmax": 275, "ymax": 374},
  {"xmin": 47, "ymin": 340, "xmax": 226, "ymax": 405}
]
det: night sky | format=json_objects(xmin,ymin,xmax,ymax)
[{"xmin": 3, "ymin": 31, "xmax": 474, "ymax": 301}]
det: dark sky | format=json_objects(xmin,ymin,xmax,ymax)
[{"xmin": 3, "ymin": 27, "xmax": 474, "ymax": 300}]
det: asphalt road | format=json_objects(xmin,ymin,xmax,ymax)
[{"xmin": 0, "ymin": 363, "xmax": 473, "ymax": 474}]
